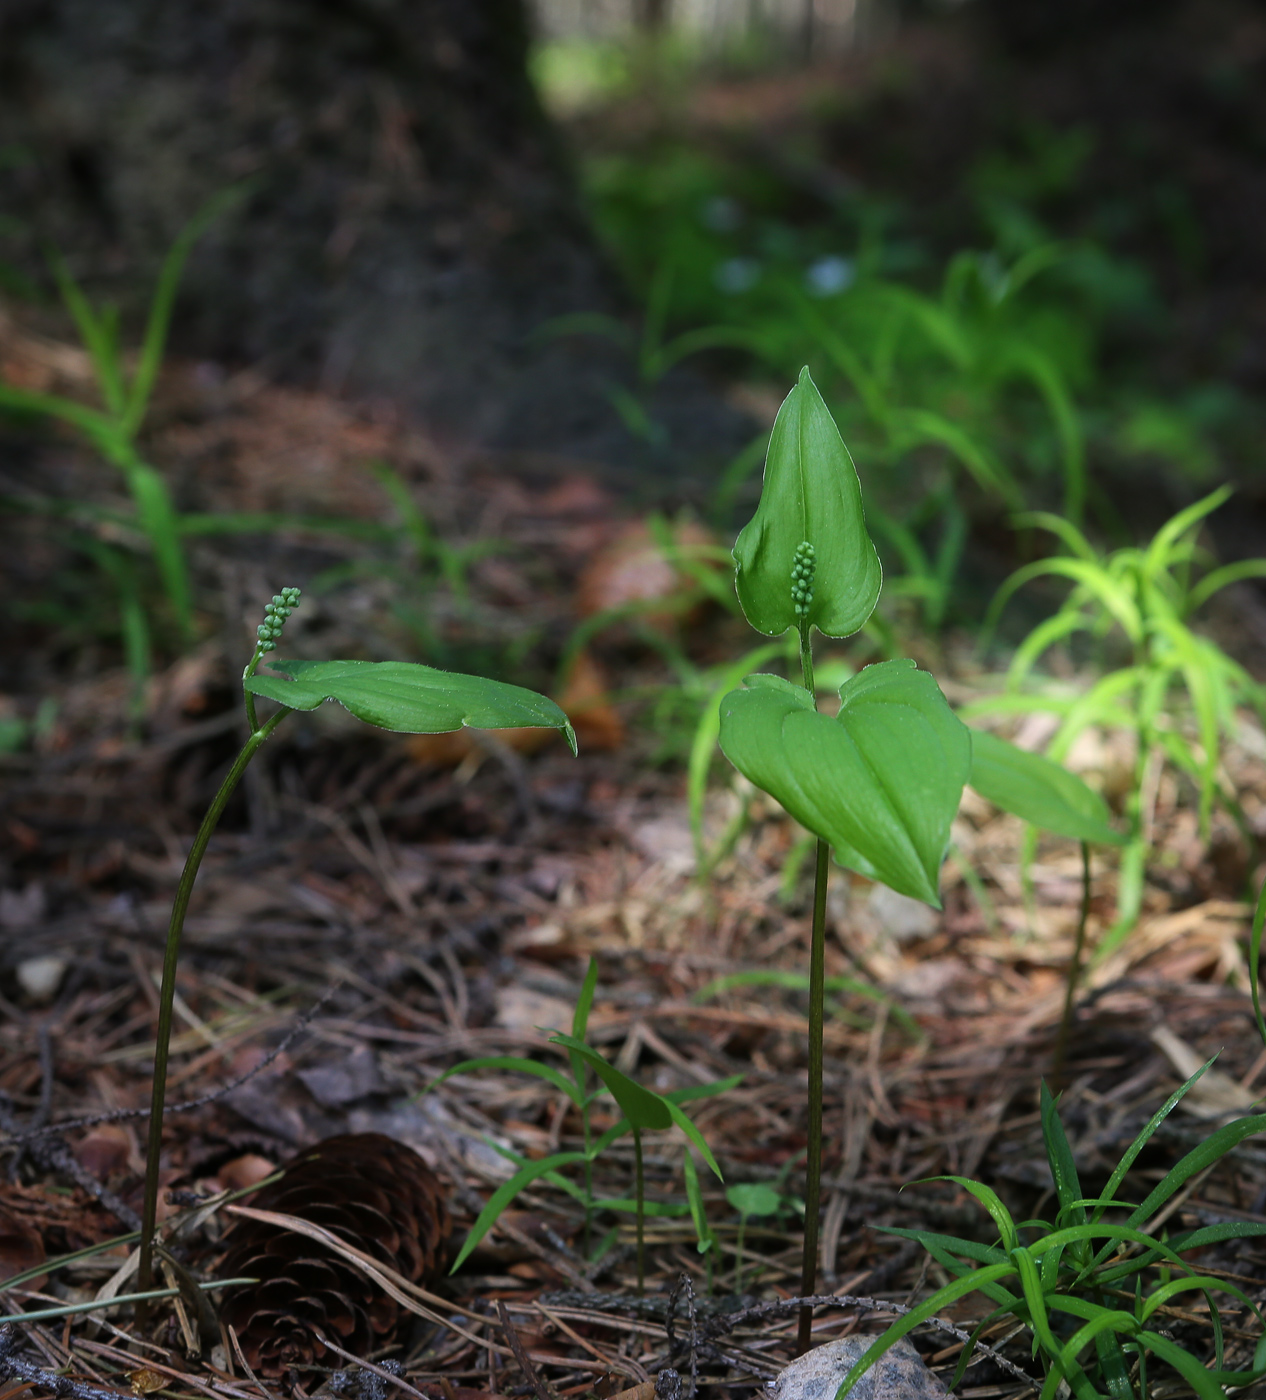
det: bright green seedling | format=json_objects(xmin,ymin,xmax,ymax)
[
  {"xmin": 833, "ymin": 1069, "xmax": 1266, "ymax": 1400},
  {"xmin": 136, "ymin": 587, "xmax": 576, "ymax": 1311},
  {"xmin": 726, "ymin": 1182, "xmax": 782, "ymax": 1293},
  {"xmin": 428, "ymin": 958, "xmax": 737, "ymax": 1293},
  {"xmin": 972, "ymin": 485, "xmax": 1266, "ymax": 956},
  {"xmin": 716, "ymin": 368, "xmax": 1125, "ymax": 1351}
]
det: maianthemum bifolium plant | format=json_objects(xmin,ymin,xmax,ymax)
[
  {"xmin": 716, "ymin": 367, "xmax": 1125, "ymax": 1351},
  {"xmin": 134, "ymin": 589, "xmax": 578, "ymax": 1308}
]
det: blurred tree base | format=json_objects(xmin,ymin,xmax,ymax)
[{"xmin": 0, "ymin": 0, "xmax": 755, "ymax": 494}]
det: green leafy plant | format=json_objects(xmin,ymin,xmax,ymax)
[
  {"xmin": 0, "ymin": 194, "xmax": 241, "ymax": 654},
  {"xmin": 715, "ymin": 368, "xmax": 1122, "ymax": 1349},
  {"xmin": 726, "ymin": 1176, "xmax": 801, "ymax": 1293},
  {"xmin": 834, "ymin": 1069, "xmax": 1266, "ymax": 1400},
  {"xmin": 970, "ymin": 485, "xmax": 1266, "ymax": 953},
  {"xmin": 135, "ymin": 587, "xmax": 578, "ymax": 1307},
  {"xmin": 428, "ymin": 957, "xmax": 739, "ymax": 1293}
]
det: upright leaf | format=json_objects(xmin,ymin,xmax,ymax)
[
  {"xmin": 733, "ymin": 367, "xmax": 881, "ymax": 638},
  {"xmin": 246, "ymin": 658, "xmax": 577, "ymax": 751}
]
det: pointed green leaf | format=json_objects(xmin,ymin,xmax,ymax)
[
  {"xmin": 547, "ymin": 1033, "xmax": 672, "ymax": 1131},
  {"xmin": 424, "ymin": 1056, "xmax": 583, "ymax": 1107},
  {"xmin": 664, "ymin": 1098, "xmax": 724, "ymax": 1179},
  {"xmin": 733, "ymin": 367, "xmax": 882, "ymax": 638},
  {"xmin": 718, "ymin": 660, "xmax": 970, "ymax": 906},
  {"xmin": 246, "ymin": 658, "xmax": 577, "ymax": 752},
  {"xmin": 969, "ymin": 729, "xmax": 1126, "ymax": 845},
  {"xmin": 449, "ymin": 1150, "xmax": 588, "ymax": 1272}
]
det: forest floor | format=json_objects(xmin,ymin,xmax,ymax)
[{"xmin": 4, "ymin": 294, "xmax": 1266, "ymax": 1400}]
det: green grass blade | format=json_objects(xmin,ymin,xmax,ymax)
[
  {"xmin": 449, "ymin": 1151, "xmax": 589, "ymax": 1272},
  {"xmin": 1127, "ymin": 1114, "xmax": 1266, "ymax": 1229},
  {"xmin": 122, "ymin": 457, "xmax": 193, "ymax": 640},
  {"xmin": 50, "ymin": 253, "xmax": 126, "ymax": 417},
  {"xmin": 1135, "ymin": 1329, "xmax": 1243, "ymax": 1400},
  {"xmin": 425, "ymin": 1055, "xmax": 582, "ymax": 1107},
  {"xmin": 1093, "ymin": 1061, "xmax": 1215, "ymax": 1225},
  {"xmin": 1251, "ymin": 873, "xmax": 1266, "ymax": 1049},
  {"xmin": 123, "ymin": 187, "xmax": 246, "ymax": 437},
  {"xmin": 664, "ymin": 1075, "xmax": 745, "ymax": 1105},
  {"xmin": 1142, "ymin": 486, "xmax": 1232, "ymax": 582},
  {"xmin": 1188, "ymin": 558, "xmax": 1266, "ymax": 613},
  {"xmin": 1039, "ymin": 1081, "xmax": 1086, "ymax": 1227},
  {"xmin": 829, "ymin": 1262, "xmax": 1019, "ymax": 1400}
]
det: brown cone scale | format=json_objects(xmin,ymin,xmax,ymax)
[{"xmin": 217, "ymin": 1133, "xmax": 449, "ymax": 1376}]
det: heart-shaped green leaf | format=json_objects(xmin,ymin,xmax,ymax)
[
  {"xmin": 733, "ymin": 367, "xmax": 882, "ymax": 638},
  {"xmin": 968, "ymin": 729, "xmax": 1126, "ymax": 845},
  {"xmin": 245, "ymin": 658, "xmax": 577, "ymax": 752},
  {"xmin": 719, "ymin": 660, "xmax": 970, "ymax": 906}
]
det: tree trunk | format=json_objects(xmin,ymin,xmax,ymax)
[{"xmin": 0, "ymin": 0, "xmax": 749, "ymax": 484}]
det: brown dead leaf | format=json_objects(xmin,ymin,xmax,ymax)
[
  {"xmin": 74, "ymin": 1124, "xmax": 140, "ymax": 1180},
  {"xmin": 213, "ymin": 1153, "xmax": 279, "ymax": 1193},
  {"xmin": 127, "ymin": 1370, "xmax": 167, "ymax": 1396},
  {"xmin": 557, "ymin": 649, "xmax": 623, "ymax": 752},
  {"xmin": 575, "ymin": 517, "xmax": 720, "ymax": 629}
]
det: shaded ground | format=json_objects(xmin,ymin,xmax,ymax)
[{"xmin": 4, "ymin": 295, "xmax": 1266, "ymax": 1400}]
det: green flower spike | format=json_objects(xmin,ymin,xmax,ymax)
[
  {"xmin": 733, "ymin": 367, "xmax": 881, "ymax": 640},
  {"xmin": 256, "ymin": 586, "xmax": 301, "ymax": 652},
  {"xmin": 791, "ymin": 541, "xmax": 816, "ymax": 620}
]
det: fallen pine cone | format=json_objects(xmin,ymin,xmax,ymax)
[{"xmin": 216, "ymin": 1133, "xmax": 449, "ymax": 1376}]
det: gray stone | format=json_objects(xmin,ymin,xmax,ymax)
[{"xmin": 767, "ymin": 1337, "xmax": 953, "ymax": 1400}]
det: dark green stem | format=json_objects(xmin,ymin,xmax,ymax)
[
  {"xmin": 633, "ymin": 1126, "xmax": 645, "ymax": 1296},
  {"xmin": 796, "ymin": 621, "xmax": 827, "ymax": 1355},
  {"xmin": 1052, "ymin": 842, "xmax": 1092, "ymax": 1093},
  {"xmin": 136, "ymin": 705, "xmax": 288, "ymax": 1311}
]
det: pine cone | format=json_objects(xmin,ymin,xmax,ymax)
[{"xmin": 217, "ymin": 1134, "xmax": 450, "ymax": 1376}]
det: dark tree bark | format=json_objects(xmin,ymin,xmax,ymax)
[{"xmin": 0, "ymin": 0, "xmax": 749, "ymax": 484}]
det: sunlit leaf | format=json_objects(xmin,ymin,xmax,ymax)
[
  {"xmin": 246, "ymin": 658, "xmax": 577, "ymax": 752},
  {"xmin": 719, "ymin": 660, "xmax": 970, "ymax": 905}
]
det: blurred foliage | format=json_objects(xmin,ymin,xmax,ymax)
[{"xmin": 545, "ymin": 65, "xmax": 1257, "ymax": 627}]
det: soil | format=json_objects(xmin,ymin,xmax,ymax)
[{"xmin": 4, "ymin": 288, "xmax": 1266, "ymax": 1400}]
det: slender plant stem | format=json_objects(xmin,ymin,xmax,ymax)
[
  {"xmin": 633, "ymin": 1127, "xmax": 645, "ymax": 1296},
  {"xmin": 1052, "ymin": 841, "xmax": 1092, "ymax": 1093},
  {"xmin": 136, "ymin": 706, "xmax": 288, "ymax": 1309},
  {"xmin": 796, "ymin": 621, "xmax": 828, "ymax": 1355}
]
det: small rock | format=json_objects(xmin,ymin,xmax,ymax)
[
  {"xmin": 868, "ymin": 886, "xmax": 938, "ymax": 944},
  {"xmin": 17, "ymin": 955, "xmax": 67, "ymax": 1002},
  {"xmin": 297, "ymin": 1044, "xmax": 386, "ymax": 1108},
  {"xmin": 767, "ymin": 1336, "xmax": 953, "ymax": 1400}
]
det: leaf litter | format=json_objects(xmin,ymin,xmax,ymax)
[{"xmin": 3, "ymin": 304, "xmax": 1266, "ymax": 1400}]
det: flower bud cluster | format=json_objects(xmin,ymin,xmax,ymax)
[
  {"xmin": 791, "ymin": 541, "xmax": 816, "ymax": 619},
  {"xmin": 257, "ymin": 587, "xmax": 301, "ymax": 652}
]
